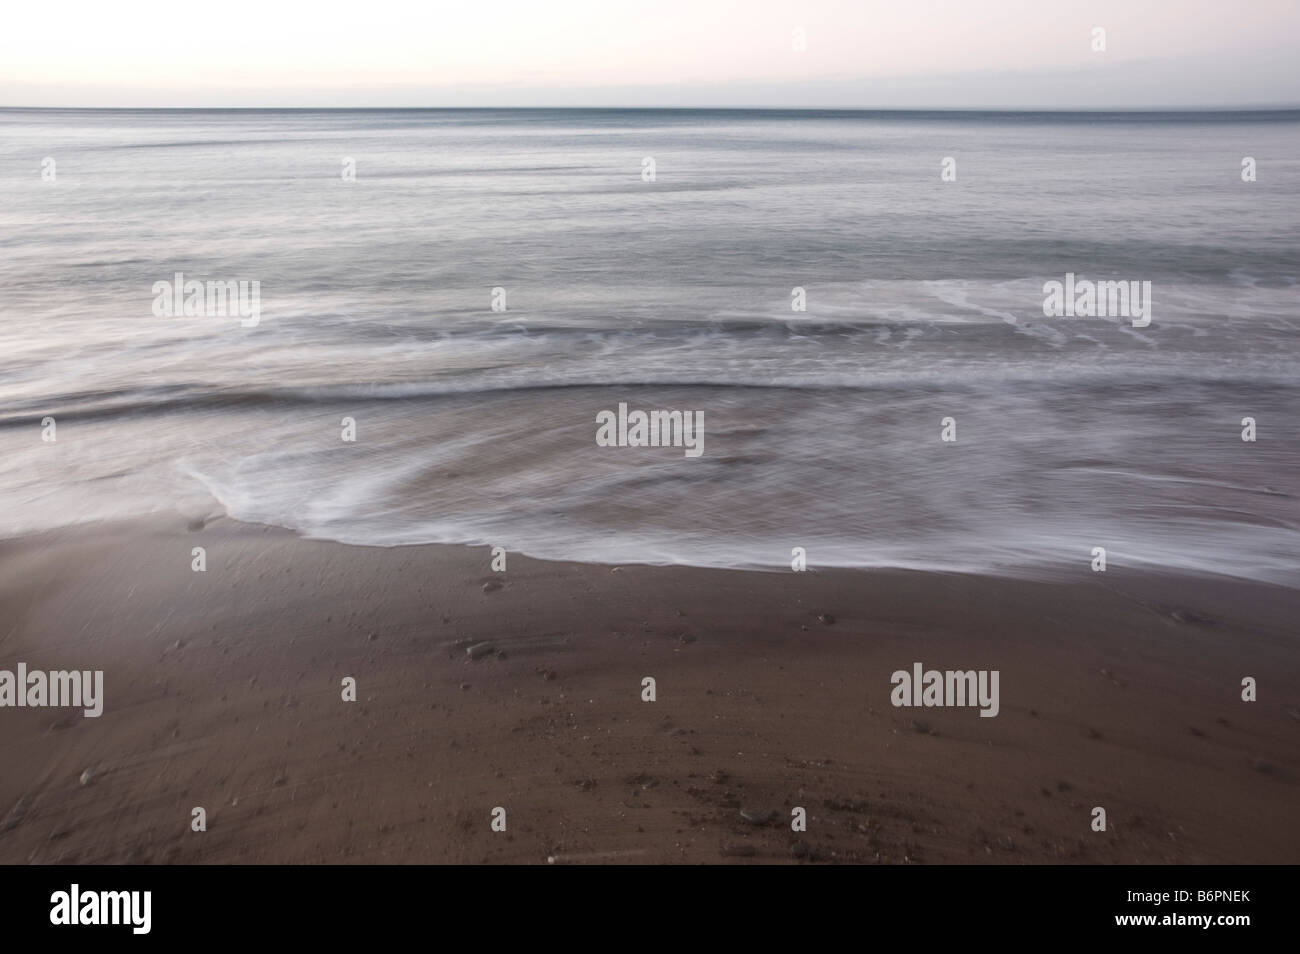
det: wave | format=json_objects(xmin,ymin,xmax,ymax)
[{"xmin": 3, "ymin": 361, "xmax": 1295, "ymax": 429}]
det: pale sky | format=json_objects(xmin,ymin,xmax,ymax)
[{"xmin": 3, "ymin": 0, "xmax": 1299, "ymax": 108}]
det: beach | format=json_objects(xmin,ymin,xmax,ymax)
[
  {"xmin": 1, "ymin": 107, "xmax": 1297, "ymax": 869},
  {"xmin": 1, "ymin": 514, "xmax": 1295, "ymax": 865}
]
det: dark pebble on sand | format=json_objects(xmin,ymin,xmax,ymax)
[
  {"xmin": 1168, "ymin": 607, "xmax": 1217, "ymax": 626},
  {"xmin": 1, "ymin": 798, "xmax": 27, "ymax": 832},
  {"xmin": 720, "ymin": 843, "xmax": 755, "ymax": 858}
]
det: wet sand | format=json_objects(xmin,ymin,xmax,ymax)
[{"xmin": 0, "ymin": 515, "xmax": 1296, "ymax": 864}]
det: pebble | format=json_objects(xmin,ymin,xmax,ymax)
[
  {"xmin": 466, "ymin": 642, "xmax": 495, "ymax": 660},
  {"xmin": 720, "ymin": 843, "xmax": 755, "ymax": 857},
  {"xmin": 0, "ymin": 797, "xmax": 27, "ymax": 832}
]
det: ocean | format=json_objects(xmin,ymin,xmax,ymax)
[{"xmin": 1, "ymin": 108, "xmax": 1297, "ymax": 582}]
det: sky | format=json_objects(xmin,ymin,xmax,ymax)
[{"xmin": 2, "ymin": 0, "xmax": 1299, "ymax": 109}]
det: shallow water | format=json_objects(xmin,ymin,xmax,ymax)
[{"xmin": 1, "ymin": 108, "xmax": 1297, "ymax": 582}]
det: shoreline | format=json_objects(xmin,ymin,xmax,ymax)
[{"xmin": 1, "ymin": 514, "xmax": 1296, "ymax": 864}]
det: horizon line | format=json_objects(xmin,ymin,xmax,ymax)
[{"xmin": 4, "ymin": 104, "xmax": 1300, "ymax": 113}]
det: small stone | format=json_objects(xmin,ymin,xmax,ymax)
[
  {"xmin": 720, "ymin": 843, "xmax": 755, "ymax": 857},
  {"xmin": 740, "ymin": 808, "xmax": 773, "ymax": 825},
  {"xmin": 466, "ymin": 642, "xmax": 495, "ymax": 660},
  {"xmin": 817, "ymin": 613, "xmax": 835, "ymax": 625},
  {"xmin": 79, "ymin": 769, "xmax": 94, "ymax": 787},
  {"xmin": 482, "ymin": 580, "xmax": 503, "ymax": 593},
  {"xmin": 1, "ymin": 797, "xmax": 28, "ymax": 832}
]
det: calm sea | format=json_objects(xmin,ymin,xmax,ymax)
[{"xmin": 1, "ymin": 108, "xmax": 1297, "ymax": 582}]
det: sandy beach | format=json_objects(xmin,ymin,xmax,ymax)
[{"xmin": 1, "ymin": 515, "xmax": 1295, "ymax": 865}]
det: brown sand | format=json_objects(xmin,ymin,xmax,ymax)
[{"xmin": 0, "ymin": 515, "xmax": 1296, "ymax": 864}]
